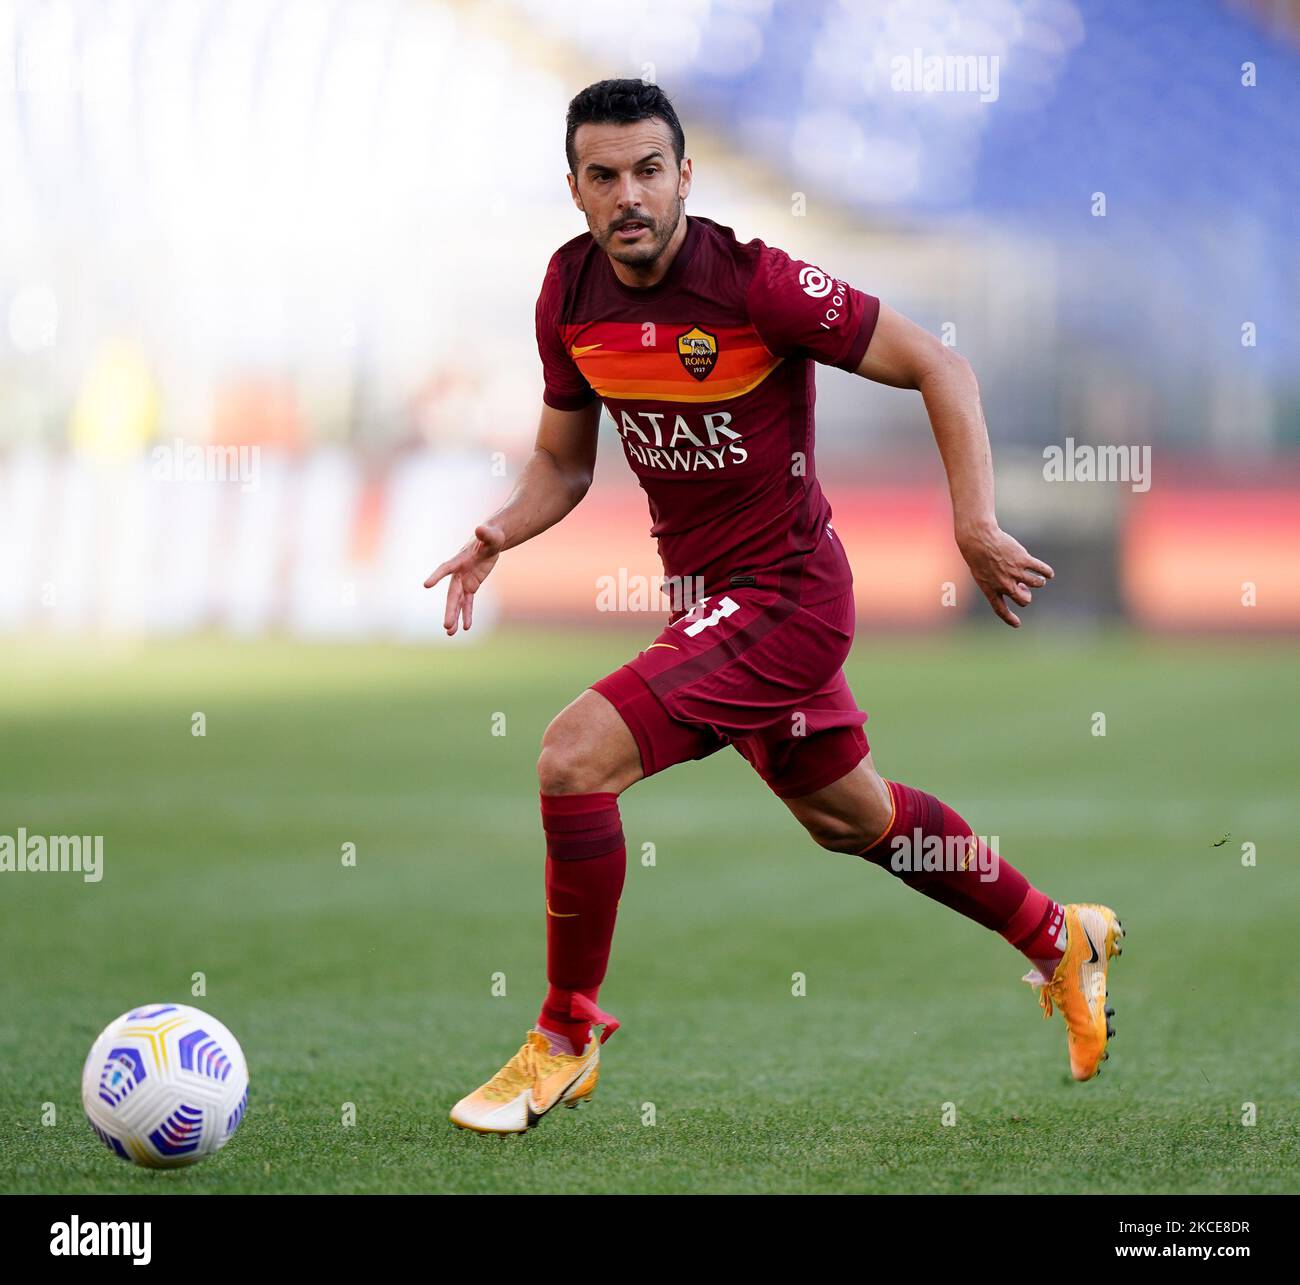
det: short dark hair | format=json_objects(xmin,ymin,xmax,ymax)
[{"xmin": 565, "ymin": 79, "xmax": 685, "ymax": 175}]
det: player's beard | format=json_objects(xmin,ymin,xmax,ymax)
[{"xmin": 599, "ymin": 199, "xmax": 682, "ymax": 270}]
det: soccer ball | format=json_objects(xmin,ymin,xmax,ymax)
[{"xmin": 81, "ymin": 1003, "xmax": 249, "ymax": 1168}]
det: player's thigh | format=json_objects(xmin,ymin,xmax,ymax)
[
  {"xmin": 537, "ymin": 687, "xmax": 644, "ymax": 796},
  {"xmin": 781, "ymin": 752, "xmax": 893, "ymax": 854}
]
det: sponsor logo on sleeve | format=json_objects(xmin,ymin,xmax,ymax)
[{"xmin": 798, "ymin": 265, "xmax": 833, "ymax": 298}]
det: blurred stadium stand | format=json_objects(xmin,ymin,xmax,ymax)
[{"xmin": 0, "ymin": 0, "xmax": 1296, "ymax": 636}]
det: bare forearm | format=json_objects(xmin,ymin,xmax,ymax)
[
  {"xmin": 485, "ymin": 447, "xmax": 592, "ymax": 551},
  {"xmin": 917, "ymin": 351, "xmax": 997, "ymax": 542},
  {"xmin": 854, "ymin": 304, "xmax": 997, "ymax": 541},
  {"xmin": 854, "ymin": 302, "xmax": 1052, "ymax": 626}
]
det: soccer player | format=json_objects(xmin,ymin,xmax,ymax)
[{"xmin": 427, "ymin": 80, "xmax": 1123, "ymax": 1134}]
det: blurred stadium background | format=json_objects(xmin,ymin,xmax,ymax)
[{"xmin": 1, "ymin": 0, "xmax": 1297, "ymax": 638}]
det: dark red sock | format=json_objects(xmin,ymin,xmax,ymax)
[
  {"xmin": 537, "ymin": 791, "xmax": 625, "ymax": 1052},
  {"xmin": 1006, "ymin": 893, "xmax": 1066, "ymax": 974},
  {"xmin": 860, "ymin": 779, "xmax": 1064, "ymax": 971}
]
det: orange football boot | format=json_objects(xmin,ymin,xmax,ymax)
[
  {"xmin": 1024, "ymin": 903, "xmax": 1125, "ymax": 1081},
  {"xmin": 449, "ymin": 996, "xmax": 617, "ymax": 1134}
]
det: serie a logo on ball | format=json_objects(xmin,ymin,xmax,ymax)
[{"xmin": 81, "ymin": 1004, "xmax": 249, "ymax": 1169}]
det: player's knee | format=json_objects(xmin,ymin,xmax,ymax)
[
  {"xmin": 804, "ymin": 814, "xmax": 880, "ymax": 855},
  {"xmin": 537, "ymin": 717, "xmax": 608, "ymax": 795},
  {"xmin": 537, "ymin": 742, "xmax": 589, "ymax": 794},
  {"xmin": 800, "ymin": 788, "xmax": 893, "ymax": 855}
]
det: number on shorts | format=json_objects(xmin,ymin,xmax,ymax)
[{"xmin": 680, "ymin": 595, "xmax": 741, "ymax": 638}]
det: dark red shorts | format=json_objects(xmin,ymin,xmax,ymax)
[{"xmin": 590, "ymin": 586, "xmax": 869, "ymax": 799}]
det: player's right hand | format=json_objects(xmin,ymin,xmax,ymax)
[
  {"xmin": 957, "ymin": 523, "xmax": 1054, "ymax": 629},
  {"xmin": 423, "ymin": 522, "xmax": 505, "ymax": 635}
]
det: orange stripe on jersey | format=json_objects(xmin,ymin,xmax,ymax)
[{"xmin": 559, "ymin": 321, "xmax": 780, "ymax": 403}]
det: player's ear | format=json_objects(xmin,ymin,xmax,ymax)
[
  {"xmin": 566, "ymin": 171, "xmax": 584, "ymax": 211},
  {"xmin": 677, "ymin": 156, "xmax": 692, "ymax": 200}
]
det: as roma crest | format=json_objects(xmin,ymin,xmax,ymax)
[{"xmin": 677, "ymin": 326, "xmax": 718, "ymax": 381}]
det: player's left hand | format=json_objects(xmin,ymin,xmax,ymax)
[{"xmin": 957, "ymin": 525, "xmax": 1054, "ymax": 628}]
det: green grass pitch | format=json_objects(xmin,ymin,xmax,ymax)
[{"xmin": 1, "ymin": 628, "xmax": 1297, "ymax": 1194}]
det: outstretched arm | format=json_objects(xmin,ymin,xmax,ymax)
[
  {"xmin": 854, "ymin": 302, "xmax": 1053, "ymax": 627},
  {"xmin": 423, "ymin": 399, "xmax": 602, "ymax": 635}
]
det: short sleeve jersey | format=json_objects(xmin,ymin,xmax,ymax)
[{"xmin": 535, "ymin": 215, "xmax": 879, "ymax": 606}]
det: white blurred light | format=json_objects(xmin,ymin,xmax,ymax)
[
  {"xmin": 792, "ymin": 111, "xmax": 922, "ymax": 203},
  {"xmin": 808, "ymin": 0, "xmax": 1084, "ymax": 204},
  {"xmin": 8, "ymin": 284, "xmax": 59, "ymax": 352},
  {"xmin": 625, "ymin": 14, "xmax": 703, "ymax": 75},
  {"xmin": 699, "ymin": 14, "xmax": 764, "ymax": 78}
]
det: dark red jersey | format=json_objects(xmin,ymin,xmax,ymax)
[{"xmin": 535, "ymin": 215, "xmax": 879, "ymax": 606}]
